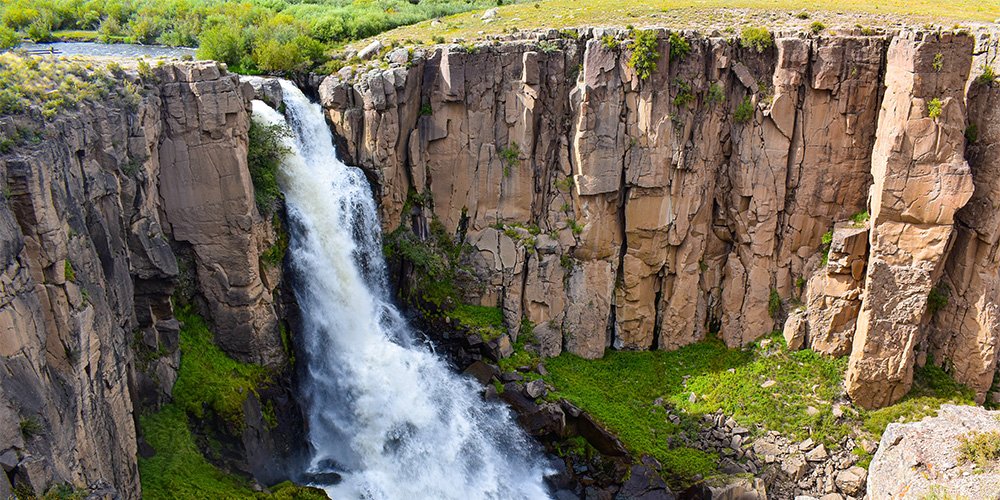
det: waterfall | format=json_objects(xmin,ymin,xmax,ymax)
[{"xmin": 251, "ymin": 82, "xmax": 552, "ymax": 500}]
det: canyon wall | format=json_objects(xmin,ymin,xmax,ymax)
[
  {"xmin": 0, "ymin": 62, "xmax": 295, "ymax": 497},
  {"xmin": 320, "ymin": 27, "xmax": 1000, "ymax": 408}
]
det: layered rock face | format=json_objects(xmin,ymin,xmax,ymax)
[
  {"xmin": 321, "ymin": 27, "xmax": 1000, "ymax": 408},
  {"xmin": 0, "ymin": 62, "xmax": 290, "ymax": 497}
]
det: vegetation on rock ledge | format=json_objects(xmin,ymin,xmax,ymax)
[{"xmin": 543, "ymin": 333, "xmax": 974, "ymax": 486}]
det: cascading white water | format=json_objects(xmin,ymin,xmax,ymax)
[{"xmin": 252, "ymin": 82, "xmax": 552, "ymax": 500}]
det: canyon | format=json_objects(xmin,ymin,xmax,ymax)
[
  {"xmin": 0, "ymin": 21, "xmax": 999, "ymax": 500},
  {"xmin": 321, "ymin": 26, "xmax": 1000, "ymax": 410}
]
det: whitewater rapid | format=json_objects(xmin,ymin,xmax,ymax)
[{"xmin": 251, "ymin": 82, "xmax": 552, "ymax": 499}]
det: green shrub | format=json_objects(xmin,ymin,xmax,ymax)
[
  {"xmin": 26, "ymin": 18, "xmax": 53, "ymax": 42},
  {"xmin": 599, "ymin": 34, "xmax": 619, "ymax": 50},
  {"xmin": 247, "ymin": 119, "xmax": 291, "ymax": 214},
  {"xmin": 64, "ymin": 260, "xmax": 76, "ymax": 282},
  {"xmin": 965, "ymin": 123, "xmax": 978, "ymax": 143},
  {"xmin": 928, "ymin": 97, "xmax": 943, "ymax": 120},
  {"xmin": 672, "ymin": 79, "xmax": 694, "ymax": 109},
  {"xmin": 498, "ymin": 142, "xmax": 521, "ymax": 176},
  {"xmin": 809, "ymin": 21, "xmax": 826, "ymax": 34},
  {"xmin": 733, "ymin": 95, "xmax": 754, "ymax": 124},
  {"xmin": 820, "ymin": 229, "xmax": 833, "ymax": 266},
  {"xmin": 928, "ymin": 284, "xmax": 950, "ymax": 314},
  {"xmin": 850, "ymin": 211, "xmax": 870, "ymax": 226},
  {"xmin": 740, "ymin": 27, "xmax": 773, "ymax": 53},
  {"xmin": 0, "ymin": 25, "xmax": 19, "ymax": 49},
  {"xmin": 628, "ymin": 29, "xmax": 660, "ymax": 81},
  {"xmin": 668, "ymin": 31, "xmax": 690, "ymax": 60},
  {"xmin": 419, "ymin": 103, "xmax": 433, "ymax": 116},
  {"xmin": 706, "ymin": 82, "xmax": 724, "ymax": 105},
  {"xmin": 932, "ymin": 53, "xmax": 944, "ymax": 72},
  {"xmin": 19, "ymin": 417, "xmax": 42, "ymax": 439},
  {"xmin": 768, "ymin": 289, "xmax": 781, "ymax": 318},
  {"xmin": 957, "ymin": 431, "xmax": 1000, "ymax": 468},
  {"xmin": 978, "ymin": 65, "xmax": 997, "ymax": 86}
]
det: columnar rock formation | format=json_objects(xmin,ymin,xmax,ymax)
[
  {"xmin": 321, "ymin": 27, "xmax": 1000, "ymax": 408},
  {"xmin": 0, "ymin": 62, "xmax": 292, "ymax": 497},
  {"xmin": 846, "ymin": 32, "xmax": 975, "ymax": 409}
]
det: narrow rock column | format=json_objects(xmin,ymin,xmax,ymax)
[{"xmin": 846, "ymin": 32, "xmax": 975, "ymax": 409}]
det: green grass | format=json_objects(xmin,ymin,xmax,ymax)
[
  {"xmin": 362, "ymin": 0, "xmax": 999, "ymax": 49},
  {"xmin": 450, "ymin": 304, "xmax": 506, "ymax": 342},
  {"xmin": 139, "ymin": 405, "xmax": 259, "ymax": 498},
  {"xmin": 498, "ymin": 319, "xmax": 541, "ymax": 374},
  {"xmin": 139, "ymin": 307, "xmax": 324, "ymax": 499},
  {"xmin": 544, "ymin": 333, "xmax": 975, "ymax": 484},
  {"xmin": 51, "ymin": 29, "xmax": 99, "ymax": 42},
  {"xmin": 171, "ymin": 305, "xmax": 269, "ymax": 427}
]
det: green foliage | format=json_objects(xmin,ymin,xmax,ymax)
[
  {"xmin": 498, "ymin": 142, "xmax": 521, "ymax": 176},
  {"xmin": 706, "ymin": 82, "xmax": 724, "ymax": 105},
  {"xmin": 820, "ymin": 229, "xmax": 833, "ymax": 266},
  {"xmin": 450, "ymin": 304, "xmax": 505, "ymax": 342},
  {"xmin": 383, "ymin": 213, "xmax": 472, "ymax": 312},
  {"xmin": 553, "ymin": 176, "xmax": 574, "ymax": 192},
  {"xmin": 740, "ymin": 26, "xmax": 773, "ymax": 53},
  {"xmin": 261, "ymin": 216, "xmax": 288, "ymax": 267},
  {"xmin": 767, "ymin": 289, "xmax": 781, "ymax": 318},
  {"xmin": 733, "ymin": 96, "xmax": 754, "ymax": 124},
  {"xmin": 558, "ymin": 29, "xmax": 579, "ymax": 40},
  {"xmin": 248, "ymin": 119, "xmax": 291, "ymax": 214},
  {"xmin": 0, "ymin": 24, "xmax": 19, "ymax": 49},
  {"xmin": 0, "ymin": 0, "xmax": 500, "ymax": 74},
  {"xmin": 26, "ymin": 18, "xmax": 53, "ymax": 42},
  {"xmin": 861, "ymin": 362, "xmax": 975, "ymax": 440},
  {"xmin": 928, "ymin": 283, "xmax": 950, "ymax": 314},
  {"xmin": 19, "ymin": 417, "xmax": 42, "ymax": 438},
  {"xmin": 64, "ymin": 260, "xmax": 75, "ymax": 282},
  {"xmin": 965, "ymin": 123, "xmax": 978, "ymax": 143},
  {"xmin": 171, "ymin": 305, "xmax": 269, "ymax": 427},
  {"xmin": 419, "ymin": 103, "xmax": 433, "ymax": 116},
  {"xmin": 628, "ymin": 29, "xmax": 660, "ymax": 81},
  {"xmin": 933, "ymin": 52, "xmax": 944, "ymax": 72},
  {"xmin": 850, "ymin": 210, "xmax": 870, "ymax": 226},
  {"xmin": 957, "ymin": 431, "xmax": 1000, "ymax": 469},
  {"xmin": 566, "ymin": 218, "xmax": 583, "ymax": 236},
  {"xmin": 928, "ymin": 97, "xmax": 943, "ymax": 120},
  {"xmin": 667, "ymin": 31, "xmax": 690, "ymax": 60},
  {"xmin": 978, "ymin": 65, "xmax": 997, "ymax": 86},
  {"xmin": 809, "ymin": 21, "xmax": 825, "ymax": 34},
  {"xmin": 498, "ymin": 318, "xmax": 540, "ymax": 373},
  {"xmin": 599, "ymin": 34, "xmax": 619, "ymax": 50},
  {"xmin": 672, "ymin": 79, "xmax": 694, "ymax": 109},
  {"xmin": 920, "ymin": 485, "xmax": 968, "ymax": 500}
]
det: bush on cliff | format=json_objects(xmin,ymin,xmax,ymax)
[
  {"xmin": 247, "ymin": 119, "xmax": 291, "ymax": 214},
  {"xmin": 628, "ymin": 29, "xmax": 660, "ymax": 81}
]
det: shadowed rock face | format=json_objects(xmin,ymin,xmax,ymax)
[
  {"xmin": 320, "ymin": 27, "xmax": 1000, "ymax": 409},
  {"xmin": 0, "ymin": 61, "xmax": 291, "ymax": 498}
]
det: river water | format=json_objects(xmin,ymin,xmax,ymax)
[{"xmin": 252, "ymin": 81, "xmax": 552, "ymax": 499}]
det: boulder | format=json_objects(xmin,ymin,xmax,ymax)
[{"xmin": 868, "ymin": 405, "xmax": 1000, "ymax": 498}]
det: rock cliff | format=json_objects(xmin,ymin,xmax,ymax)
[
  {"xmin": 0, "ymin": 61, "xmax": 296, "ymax": 497},
  {"xmin": 319, "ymin": 26, "xmax": 1000, "ymax": 409}
]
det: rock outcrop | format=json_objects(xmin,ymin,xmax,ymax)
[
  {"xmin": 0, "ymin": 61, "xmax": 295, "ymax": 497},
  {"xmin": 320, "ymin": 26, "xmax": 1000, "ymax": 408},
  {"xmin": 846, "ymin": 32, "xmax": 975, "ymax": 409},
  {"xmin": 867, "ymin": 404, "xmax": 1000, "ymax": 498}
]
